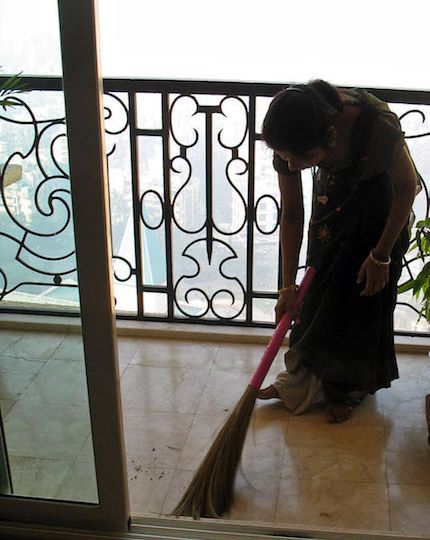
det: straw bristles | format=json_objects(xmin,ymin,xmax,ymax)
[{"xmin": 173, "ymin": 384, "xmax": 258, "ymax": 518}]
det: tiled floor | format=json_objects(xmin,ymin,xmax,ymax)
[{"xmin": 1, "ymin": 328, "xmax": 430, "ymax": 536}]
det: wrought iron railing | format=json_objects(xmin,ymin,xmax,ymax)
[{"xmin": 1, "ymin": 76, "xmax": 430, "ymax": 333}]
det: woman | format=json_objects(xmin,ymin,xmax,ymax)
[{"xmin": 258, "ymin": 80, "xmax": 420, "ymax": 422}]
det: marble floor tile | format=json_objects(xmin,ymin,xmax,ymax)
[
  {"xmin": 54, "ymin": 460, "xmax": 98, "ymax": 503},
  {"xmin": 280, "ymin": 402, "xmax": 327, "ymax": 424},
  {"xmin": 117, "ymin": 337, "xmax": 144, "ymax": 364},
  {"xmin": 0, "ymin": 399, "xmax": 16, "ymax": 417},
  {"xmin": 397, "ymin": 353, "xmax": 430, "ymax": 382},
  {"xmin": 8, "ymin": 455, "xmax": 72, "ymax": 499},
  {"xmin": 49, "ymin": 333, "xmax": 85, "ymax": 362},
  {"xmin": 389, "ymin": 484, "xmax": 430, "ymax": 535},
  {"xmin": 384, "ymin": 425, "xmax": 430, "ymax": 454},
  {"xmin": 161, "ymin": 468, "xmax": 194, "ymax": 515},
  {"xmin": 127, "ymin": 462, "xmax": 174, "ymax": 516},
  {"xmin": 349, "ymin": 393, "xmax": 386, "ymax": 426},
  {"xmin": 120, "ymin": 364, "xmax": 210, "ymax": 413},
  {"xmin": 20, "ymin": 360, "xmax": 90, "ymax": 406},
  {"xmin": 0, "ymin": 330, "xmax": 27, "ymax": 354},
  {"xmin": 212, "ymin": 343, "xmax": 285, "ymax": 374},
  {"xmin": 130, "ymin": 339, "xmax": 218, "ymax": 369},
  {"xmin": 254, "ymin": 400, "xmax": 293, "ymax": 422},
  {"xmin": 241, "ymin": 417, "xmax": 286, "ymax": 477},
  {"xmin": 196, "ymin": 370, "xmax": 252, "ymax": 415},
  {"xmin": 0, "ymin": 369, "xmax": 43, "ymax": 400},
  {"xmin": 178, "ymin": 410, "xmax": 286, "ymax": 475},
  {"xmin": 75, "ymin": 434, "xmax": 95, "ymax": 463},
  {"xmin": 276, "ymin": 477, "xmax": 389, "ymax": 530},
  {"xmin": 123, "ymin": 410, "xmax": 193, "ymax": 468},
  {"xmin": 177, "ymin": 412, "xmax": 228, "ymax": 471},
  {"xmin": 4, "ymin": 399, "xmax": 91, "ymax": 460},
  {"xmin": 226, "ymin": 471, "xmax": 281, "ymax": 523},
  {"xmin": 282, "ymin": 445, "xmax": 386, "ymax": 484},
  {"xmin": 386, "ymin": 449, "xmax": 430, "ymax": 485},
  {"xmin": 380, "ymin": 381, "xmax": 428, "ymax": 430},
  {"xmin": 0, "ymin": 355, "xmax": 46, "ymax": 374},
  {"xmin": 284, "ymin": 420, "xmax": 385, "ymax": 451},
  {"xmin": 2, "ymin": 332, "xmax": 65, "ymax": 359}
]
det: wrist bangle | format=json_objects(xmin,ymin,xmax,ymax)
[
  {"xmin": 369, "ymin": 250, "xmax": 391, "ymax": 267},
  {"xmin": 278, "ymin": 284, "xmax": 300, "ymax": 294}
]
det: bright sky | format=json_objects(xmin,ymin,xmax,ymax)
[{"xmin": 0, "ymin": 0, "xmax": 428, "ymax": 90}]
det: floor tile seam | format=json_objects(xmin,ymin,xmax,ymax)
[
  {"xmin": 126, "ymin": 360, "xmax": 215, "ymax": 370},
  {"xmin": 275, "ymin": 475, "xmax": 392, "ymax": 487},
  {"xmin": 281, "ymin": 439, "xmax": 387, "ymax": 453},
  {"xmin": 73, "ymin": 433, "xmax": 92, "ymax": 466},
  {"xmin": 1, "ymin": 400, "xmax": 17, "ymax": 419},
  {"xmin": 7, "ymin": 452, "xmax": 74, "ymax": 465},
  {"xmin": 0, "ymin": 354, "xmax": 48, "ymax": 364},
  {"xmin": 47, "ymin": 333, "xmax": 69, "ymax": 360},
  {"xmin": 192, "ymin": 355, "xmax": 218, "ymax": 418},
  {"xmin": 384, "ymin": 482, "xmax": 398, "ymax": 533},
  {"xmin": 127, "ymin": 461, "xmax": 176, "ymax": 473},
  {"xmin": 122, "ymin": 362, "xmax": 213, "ymax": 374},
  {"xmin": 386, "ymin": 478, "xmax": 430, "ymax": 488},
  {"xmin": 171, "ymin": 404, "xmax": 200, "ymax": 477},
  {"xmin": 277, "ymin": 471, "xmax": 388, "ymax": 483},
  {"xmin": 158, "ymin": 468, "xmax": 178, "ymax": 515},
  {"xmin": 52, "ymin": 458, "xmax": 79, "ymax": 500},
  {"xmin": 7, "ymin": 395, "xmax": 93, "ymax": 408}
]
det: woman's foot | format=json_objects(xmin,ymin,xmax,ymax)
[
  {"xmin": 257, "ymin": 385, "xmax": 281, "ymax": 400},
  {"xmin": 325, "ymin": 403, "xmax": 353, "ymax": 423}
]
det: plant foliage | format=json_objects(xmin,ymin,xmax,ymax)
[
  {"xmin": 0, "ymin": 72, "xmax": 27, "ymax": 109},
  {"xmin": 398, "ymin": 217, "xmax": 430, "ymax": 321}
]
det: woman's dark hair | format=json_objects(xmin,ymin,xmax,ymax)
[{"xmin": 262, "ymin": 79, "xmax": 343, "ymax": 155}]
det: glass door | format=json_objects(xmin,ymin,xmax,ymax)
[{"xmin": 0, "ymin": 0, "xmax": 129, "ymax": 531}]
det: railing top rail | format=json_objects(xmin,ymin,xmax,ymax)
[{"xmin": 2, "ymin": 75, "xmax": 430, "ymax": 105}]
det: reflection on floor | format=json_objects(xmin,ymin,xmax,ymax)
[{"xmin": 1, "ymin": 328, "xmax": 430, "ymax": 536}]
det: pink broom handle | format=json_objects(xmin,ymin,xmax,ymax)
[{"xmin": 249, "ymin": 266, "xmax": 316, "ymax": 390}]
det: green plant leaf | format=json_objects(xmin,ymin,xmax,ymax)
[
  {"xmin": 398, "ymin": 279, "xmax": 415, "ymax": 294},
  {"xmin": 0, "ymin": 72, "xmax": 27, "ymax": 102},
  {"xmin": 416, "ymin": 218, "xmax": 430, "ymax": 229},
  {"xmin": 0, "ymin": 98, "xmax": 21, "ymax": 108},
  {"xmin": 412, "ymin": 262, "xmax": 430, "ymax": 296}
]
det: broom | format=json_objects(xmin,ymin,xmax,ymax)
[{"xmin": 173, "ymin": 266, "xmax": 316, "ymax": 519}]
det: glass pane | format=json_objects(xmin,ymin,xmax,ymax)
[
  {"xmin": 0, "ymin": 0, "xmax": 98, "ymax": 504},
  {"xmin": 253, "ymin": 298, "xmax": 276, "ymax": 324}
]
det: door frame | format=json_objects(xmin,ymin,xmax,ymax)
[{"xmin": 0, "ymin": 0, "xmax": 129, "ymax": 531}]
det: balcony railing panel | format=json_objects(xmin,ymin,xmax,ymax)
[{"xmin": 1, "ymin": 77, "xmax": 430, "ymax": 334}]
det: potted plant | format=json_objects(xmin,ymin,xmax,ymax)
[{"xmin": 398, "ymin": 217, "xmax": 430, "ymax": 444}]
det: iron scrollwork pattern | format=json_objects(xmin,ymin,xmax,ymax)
[
  {"xmin": 0, "ymin": 93, "xmax": 77, "ymax": 305},
  {"xmin": 395, "ymin": 106, "xmax": 430, "ymax": 330},
  {"xmin": 166, "ymin": 94, "xmax": 249, "ymax": 320},
  {"xmin": 1, "ymin": 77, "xmax": 430, "ymax": 334}
]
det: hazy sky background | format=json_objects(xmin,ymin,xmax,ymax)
[{"xmin": 0, "ymin": 0, "xmax": 428, "ymax": 90}]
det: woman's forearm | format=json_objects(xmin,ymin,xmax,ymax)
[
  {"xmin": 373, "ymin": 147, "xmax": 417, "ymax": 260},
  {"xmin": 280, "ymin": 215, "xmax": 304, "ymax": 286},
  {"xmin": 373, "ymin": 188, "xmax": 415, "ymax": 260}
]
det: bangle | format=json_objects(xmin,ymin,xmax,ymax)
[
  {"xmin": 278, "ymin": 284, "xmax": 300, "ymax": 294},
  {"xmin": 369, "ymin": 250, "xmax": 391, "ymax": 267}
]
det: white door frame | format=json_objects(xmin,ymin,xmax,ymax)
[{"xmin": 0, "ymin": 0, "xmax": 129, "ymax": 531}]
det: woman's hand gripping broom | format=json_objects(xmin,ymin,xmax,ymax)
[{"xmin": 173, "ymin": 266, "xmax": 316, "ymax": 519}]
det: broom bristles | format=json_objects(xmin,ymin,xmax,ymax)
[{"xmin": 173, "ymin": 385, "xmax": 258, "ymax": 518}]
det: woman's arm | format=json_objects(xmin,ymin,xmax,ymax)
[
  {"xmin": 278, "ymin": 171, "xmax": 304, "ymax": 285},
  {"xmin": 276, "ymin": 171, "xmax": 304, "ymax": 320},
  {"xmin": 357, "ymin": 145, "xmax": 417, "ymax": 296}
]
